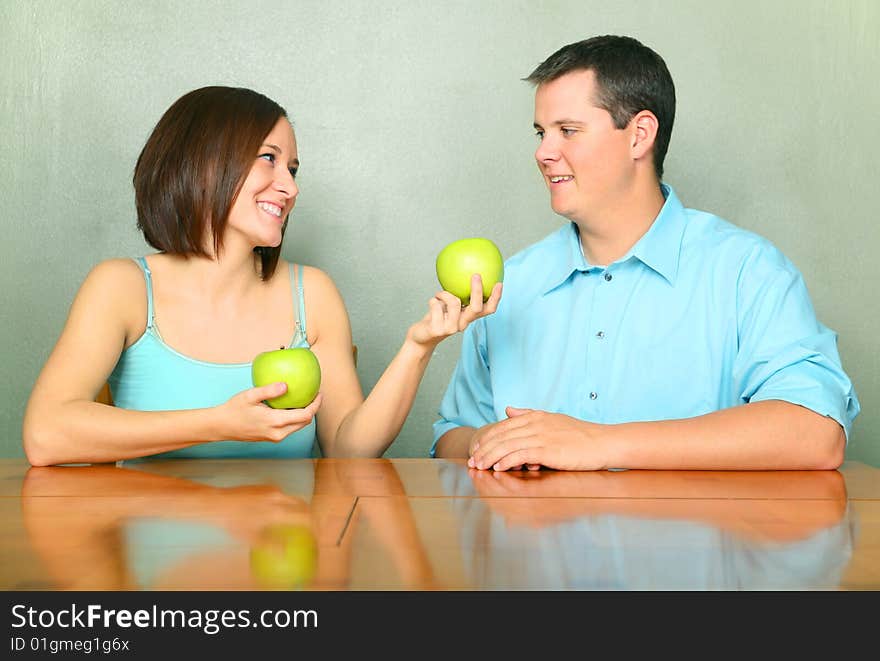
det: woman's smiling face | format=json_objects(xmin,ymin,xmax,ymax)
[{"xmin": 226, "ymin": 117, "xmax": 300, "ymax": 250}]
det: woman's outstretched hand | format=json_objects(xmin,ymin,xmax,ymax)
[{"xmin": 407, "ymin": 275, "xmax": 502, "ymax": 348}]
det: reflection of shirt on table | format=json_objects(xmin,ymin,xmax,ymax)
[
  {"xmin": 433, "ymin": 185, "xmax": 859, "ymax": 454},
  {"xmin": 439, "ymin": 464, "xmax": 857, "ymax": 590}
]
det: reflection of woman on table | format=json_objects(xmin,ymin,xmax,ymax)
[
  {"xmin": 439, "ymin": 464, "xmax": 856, "ymax": 590},
  {"xmin": 20, "ymin": 460, "xmax": 435, "ymax": 590}
]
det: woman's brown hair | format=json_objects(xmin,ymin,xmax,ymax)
[{"xmin": 133, "ymin": 86, "xmax": 289, "ymax": 280}]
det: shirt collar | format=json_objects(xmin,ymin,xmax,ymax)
[
  {"xmin": 626, "ymin": 184, "xmax": 686, "ymax": 286},
  {"xmin": 541, "ymin": 184, "xmax": 686, "ymax": 294},
  {"xmin": 540, "ymin": 221, "xmax": 591, "ymax": 295}
]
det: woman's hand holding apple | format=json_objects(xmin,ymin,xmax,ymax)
[
  {"xmin": 215, "ymin": 382, "xmax": 323, "ymax": 443},
  {"xmin": 406, "ymin": 274, "xmax": 503, "ymax": 350}
]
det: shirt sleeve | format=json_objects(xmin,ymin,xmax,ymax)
[
  {"xmin": 733, "ymin": 242, "xmax": 860, "ymax": 440},
  {"xmin": 431, "ymin": 318, "xmax": 497, "ymax": 456}
]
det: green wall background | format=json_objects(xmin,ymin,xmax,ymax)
[{"xmin": 2, "ymin": 1, "xmax": 877, "ymax": 463}]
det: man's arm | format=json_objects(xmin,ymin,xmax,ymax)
[
  {"xmin": 434, "ymin": 426, "xmax": 477, "ymax": 458},
  {"xmin": 469, "ymin": 400, "xmax": 845, "ymax": 471},
  {"xmin": 431, "ymin": 317, "xmax": 497, "ymax": 457}
]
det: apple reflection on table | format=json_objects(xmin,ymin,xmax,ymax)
[
  {"xmin": 438, "ymin": 463, "xmax": 857, "ymax": 590},
  {"xmin": 19, "ymin": 459, "xmax": 436, "ymax": 590}
]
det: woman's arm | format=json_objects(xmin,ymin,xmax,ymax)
[
  {"xmin": 23, "ymin": 260, "xmax": 319, "ymax": 466},
  {"xmin": 307, "ymin": 268, "xmax": 501, "ymax": 457}
]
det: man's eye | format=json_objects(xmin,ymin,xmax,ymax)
[
  {"xmin": 561, "ymin": 128, "xmax": 575, "ymax": 137},
  {"xmin": 259, "ymin": 152, "xmax": 276, "ymax": 163},
  {"xmin": 534, "ymin": 130, "xmax": 544, "ymax": 139},
  {"xmin": 288, "ymin": 167, "xmax": 298, "ymax": 179}
]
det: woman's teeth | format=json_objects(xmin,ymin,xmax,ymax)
[{"xmin": 257, "ymin": 201, "xmax": 282, "ymax": 217}]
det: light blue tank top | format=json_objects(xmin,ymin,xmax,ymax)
[{"xmin": 108, "ymin": 257, "xmax": 316, "ymax": 459}]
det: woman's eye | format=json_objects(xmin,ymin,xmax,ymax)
[
  {"xmin": 534, "ymin": 130, "xmax": 544, "ymax": 139},
  {"xmin": 258, "ymin": 152, "xmax": 276, "ymax": 163},
  {"xmin": 561, "ymin": 128, "xmax": 575, "ymax": 137},
  {"xmin": 288, "ymin": 167, "xmax": 298, "ymax": 179}
]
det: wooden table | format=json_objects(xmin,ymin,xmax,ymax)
[{"xmin": 1, "ymin": 458, "xmax": 878, "ymax": 590}]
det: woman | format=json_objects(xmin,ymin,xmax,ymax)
[{"xmin": 22, "ymin": 86, "xmax": 501, "ymax": 466}]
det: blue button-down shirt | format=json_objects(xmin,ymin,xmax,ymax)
[{"xmin": 432, "ymin": 185, "xmax": 860, "ymax": 455}]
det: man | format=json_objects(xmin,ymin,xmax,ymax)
[{"xmin": 432, "ymin": 35, "xmax": 859, "ymax": 471}]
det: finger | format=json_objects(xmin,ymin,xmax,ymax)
[
  {"xmin": 472, "ymin": 431, "xmax": 538, "ymax": 470},
  {"xmin": 427, "ymin": 296, "xmax": 446, "ymax": 336},
  {"xmin": 505, "ymin": 406, "xmax": 534, "ymax": 418},
  {"xmin": 480, "ymin": 282, "xmax": 503, "ymax": 316},
  {"xmin": 469, "ymin": 433, "xmax": 499, "ymax": 468},
  {"xmin": 435, "ymin": 291, "xmax": 463, "ymax": 333},
  {"xmin": 274, "ymin": 407, "xmax": 316, "ymax": 426},
  {"xmin": 435, "ymin": 290, "xmax": 463, "ymax": 311},
  {"xmin": 456, "ymin": 276, "xmax": 486, "ymax": 329},
  {"xmin": 274, "ymin": 420, "xmax": 314, "ymax": 439},
  {"xmin": 467, "ymin": 431, "xmax": 489, "ymax": 465},
  {"xmin": 476, "ymin": 412, "xmax": 535, "ymax": 447},
  {"xmin": 249, "ymin": 381, "xmax": 288, "ymax": 404},
  {"xmin": 471, "ymin": 421, "xmax": 501, "ymax": 446},
  {"xmin": 467, "ymin": 274, "xmax": 485, "ymax": 313},
  {"xmin": 303, "ymin": 392, "xmax": 323, "ymax": 415},
  {"xmin": 472, "ymin": 429, "xmax": 530, "ymax": 465},
  {"xmin": 492, "ymin": 448, "xmax": 541, "ymax": 472},
  {"xmin": 281, "ymin": 392, "xmax": 323, "ymax": 416},
  {"xmin": 272, "ymin": 395, "xmax": 322, "ymax": 425},
  {"xmin": 469, "ymin": 419, "xmax": 508, "ymax": 457}
]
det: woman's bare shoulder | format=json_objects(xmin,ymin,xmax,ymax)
[
  {"xmin": 78, "ymin": 258, "xmax": 148, "ymax": 335},
  {"xmin": 299, "ymin": 263, "xmax": 337, "ymax": 291},
  {"xmin": 86, "ymin": 257, "xmax": 143, "ymax": 281},
  {"xmin": 293, "ymin": 264, "xmax": 349, "ymax": 342}
]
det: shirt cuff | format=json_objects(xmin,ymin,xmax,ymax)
[{"xmin": 748, "ymin": 385, "xmax": 859, "ymax": 443}]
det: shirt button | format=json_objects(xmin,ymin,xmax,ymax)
[
  {"xmin": 589, "ymin": 392, "xmax": 598, "ymax": 400},
  {"xmin": 604, "ymin": 273, "xmax": 613, "ymax": 282},
  {"xmin": 596, "ymin": 331, "xmax": 605, "ymax": 339}
]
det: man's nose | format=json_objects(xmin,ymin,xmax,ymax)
[{"xmin": 535, "ymin": 135, "xmax": 559, "ymax": 163}]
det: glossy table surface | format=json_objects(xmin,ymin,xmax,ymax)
[{"xmin": 1, "ymin": 458, "xmax": 878, "ymax": 590}]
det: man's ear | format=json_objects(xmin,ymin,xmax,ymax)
[{"xmin": 630, "ymin": 110, "xmax": 659, "ymax": 161}]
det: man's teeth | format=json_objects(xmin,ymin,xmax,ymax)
[
  {"xmin": 550, "ymin": 176, "xmax": 574, "ymax": 183},
  {"xmin": 257, "ymin": 202, "xmax": 282, "ymax": 217}
]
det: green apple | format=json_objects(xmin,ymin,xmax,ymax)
[
  {"xmin": 436, "ymin": 238, "xmax": 504, "ymax": 305},
  {"xmin": 252, "ymin": 347, "xmax": 321, "ymax": 409},
  {"xmin": 249, "ymin": 523, "xmax": 318, "ymax": 589}
]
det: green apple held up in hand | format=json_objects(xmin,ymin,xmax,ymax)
[
  {"xmin": 252, "ymin": 347, "xmax": 321, "ymax": 409},
  {"xmin": 436, "ymin": 237, "xmax": 504, "ymax": 305}
]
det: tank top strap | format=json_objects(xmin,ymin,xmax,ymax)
[
  {"xmin": 288, "ymin": 262, "xmax": 307, "ymax": 344},
  {"xmin": 135, "ymin": 257, "xmax": 155, "ymax": 330},
  {"xmin": 297, "ymin": 263, "xmax": 307, "ymax": 336}
]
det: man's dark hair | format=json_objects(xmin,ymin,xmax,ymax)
[
  {"xmin": 525, "ymin": 35, "xmax": 675, "ymax": 180},
  {"xmin": 133, "ymin": 86, "xmax": 289, "ymax": 280}
]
